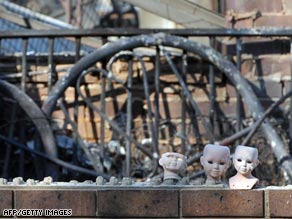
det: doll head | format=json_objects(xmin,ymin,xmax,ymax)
[
  {"xmin": 233, "ymin": 145, "xmax": 259, "ymax": 177},
  {"xmin": 159, "ymin": 152, "xmax": 187, "ymax": 180},
  {"xmin": 200, "ymin": 144, "xmax": 231, "ymax": 182},
  {"xmin": 229, "ymin": 145, "xmax": 259, "ymax": 189}
]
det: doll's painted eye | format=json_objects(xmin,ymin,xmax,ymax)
[
  {"xmin": 237, "ymin": 159, "xmax": 242, "ymax": 162},
  {"xmin": 219, "ymin": 162, "xmax": 225, "ymax": 165},
  {"xmin": 247, "ymin": 160, "xmax": 252, "ymax": 164},
  {"xmin": 208, "ymin": 161, "xmax": 213, "ymax": 164}
]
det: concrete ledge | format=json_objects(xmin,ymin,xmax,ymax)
[
  {"xmin": 14, "ymin": 190, "xmax": 96, "ymax": 217},
  {"xmin": 0, "ymin": 190, "xmax": 13, "ymax": 216},
  {"xmin": 267, "ymin": 189, "xmax": 292, "ymax": 218},
  {"xmin": 181, "ymin": 189, "xmax": 264, "ymax": 217},
  {"xmin": 1, "ymin": 186, "xmax": 291, "ymax": 217},
  {"xmin": 97, "ymin": 189, "xmax": 179, "ymax": 217}
]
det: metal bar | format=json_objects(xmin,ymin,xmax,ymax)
[
  {"xmin": 100, "ymin": 74, "xmax": 106, "ymax": 150},
  {"xmin": 100, "ymin": 37, "xmax": 107, "ymax": 156},
  {"xmin": 209, "ymin": 36, "xmax": 215, "ymax": 138},
  {"xmin": 2, "ymin": 102, "xmax": 17, "ymax": 178},
  {"xmin": 181, "ymin": 51, "xmax": 187, "ymax": 154},
  {"xmin": 289, "ymin": 37, "xmax": 292, "ymax": 156},
  {"xmin": 18, "ymin": 123, "xmax": 25, "ymax": 176},
  {"xmin": 154, "ymin": 46, "xmax": 160, "ymax": 156},
  {"xmin": 75, "ymin": 37, "xmax": 81, "ymax": 61},
  {"xmin": 106, "ymin": 50, "xmax": 159, "ymax": 170},
  {"xmin": 58, "ymin": 98, "xmax": 103, "ymax": 173},
  {"xmin": 0, "ymin": 79, "xmax": 58, "ymax": 158},
  {"xmin": 243, "ymin": 89, "xmax": 292, "ymax": 146},
  {"xmin": 0, "ymin": 134, "xmax": 109, "ymax": 178},
  {"xmin": 4, "ymin": 28, "xmax": 292, "ymax": 39},
  {"xmin": 141, "ymin": 54, "xmax": 159, "ymax": 171},
  {"xmin": 20, "ymin": 38, "xmax": 31, "ymax": 176},
  {"xmin": 164, "ymin": 51, "xmax": 215, "ymax": 142},
  {"xmin": 236, "ymin": 37, "xmax": 243, "ymax": 144},
  {"xmin": 21, "ymin": 38, "xmax": 28, "ymax": 92},
  {"xmin": 32, "ymin": 136, "xmax": 44, "ymax": 179},
  {"xmin": 76, "ymin": 69, "xmax": 153, "ymax": 158},
  {"xmin": 187, "ymin": 102, "xmax": 203, "ymax": 145},
  {"xmin": 48, "ymin": 37, "xmax": 55, "ymax": 92},
  {"xmin": 72, "ymin": 37, "xmax": 81, "ymax": 166},
  {"xmin": 125, "ymin": 58, "xmax": 133, "ymax": 177}
]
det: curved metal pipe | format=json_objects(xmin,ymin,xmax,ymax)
[
  {"xmin": 42, "ymin": 33, "xmax": 292, "ymax": 180},
  {"xmin": 0, "ymin": 79, "xmax": 57, "ymax": 158},
  {"xmin": 0, "ymin": 79, "xmax": 58, "ymax": 179}
]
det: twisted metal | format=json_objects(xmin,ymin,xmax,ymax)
[{"xmin": 41, "ymin": 33, "xmax": 292, "ymax": 180}]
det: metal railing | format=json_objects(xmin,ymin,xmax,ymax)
[{"xmin": 0, "ymin": 28, "xmax": 292, "ymax": 183}]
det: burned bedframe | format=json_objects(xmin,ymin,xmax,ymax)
[{"xmin": 0, "ymin": 28, "xmax": 292, "ymax": 217}]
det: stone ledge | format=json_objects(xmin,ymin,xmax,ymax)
[
  {"xmin": 0, "ymin": 187, "xmax": 291, "ymax": 217},
  {"xmin": 0, "ymin": 190, "xmax": 13, "ymax": 216},
  {"xmin": 14, "ymin": 190, "xmax": 96, "ymax": 217},
  {"xmin": 266, "ymin": 188, "xmax": 292, "ymax": 218},
  {"xmin": 96, "ymin": 189, "xmax": 179, "ymax": 217},
  {"xmin": 181, "ymin": 188, "xmax": 264, "ymax": 217}
]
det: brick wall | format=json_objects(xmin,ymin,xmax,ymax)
[
  {"xmin": 225, "ymin": 0, "xmax": 292, "ymax": 117},
  {"xmin": 0, "ymin": 186, "xmax": 291, "ymax": 218}
]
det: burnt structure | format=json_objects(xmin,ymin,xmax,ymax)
[{"xmin": 0, "ymin": 28, "xmax": 291, "ymax": 186}]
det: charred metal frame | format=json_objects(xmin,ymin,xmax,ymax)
[{"xmin": 1, "ymin": 28, "xmax": 292, "ymax": 180}]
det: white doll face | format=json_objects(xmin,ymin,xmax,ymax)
[
  {"xmin": 159, "ymin": 152, "xmax": 186, "ymax": 171},
  {"xmin": 200, "ymin": 145, "xmax": 230, "ymax": 180},
  {"xmin": 233, "ymin": 146, "xmax": 258, "ymax": 176}
]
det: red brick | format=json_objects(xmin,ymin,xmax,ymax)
[
  {"xmin": 232, "ymin": 55, "xmax": 290, "ymax": 80},
  {"xmin": 226, "ymin": 83, "xmax": 237, "ymax": 98},
  {"xmin": 160, "ymin": 72, "xmax": 223, "ymax": 84},
  {"xmin": 226, "ymin": 0, "xmax": 283, "ymax": 13},
  {"xmin": 0, "ymin": 190, "xmax": 13, "ymax": 216},
  {"xmin": 96, "ymin": 189, "xmax": 179, "ymax": 217},
  {"xmin": 84, "ymin": 95, "xmax": 137, "ymax": 119},
  {"xmin": 252, "ymin": 80, "xmax": 283, "ymax": 98},
  {"xmin": 181, "ymin": 189, "xmax": 264, "ymax": 217},
  {"xmin": 150, "ymin": 87, "xmax": 227, "ymax": 119},
  {"xmin": 255, "ymin": 15, "xmax": 292, "ymax": 28},
  {"xmin": 227, "ymin": 80, "xmax": 283, "ymax": 99},
  {"xmin": 77, "ymin": 119, "xmax": 112, "ymax": 141},
  {"xmin": 197, "ymin": 100, "xmax": 251, "ymax": 118},
  {"xmin": 259, "ymin": 55, "xmax": 290, "ymax": 77},
  {"xmin": 241, "ymin": 58, "xmax": 255, "ymax": 77},
  {"xmin": 266, "ymin": 189, "xmax": 292, "ymax": 217},
  {"xmin": 51, "ymin": 105, "xmax": 85, "ymax": 120},
  {"xmin": 83, "ymin": 72, "xmax": 100, "ymax": 83},
  {"xmin": 15, "ymin": 190, "xmax": 96, "ymax": 217},
  {"xmin": 220, "ymin": 38, "xmax": 290, "ymax": 58}
]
